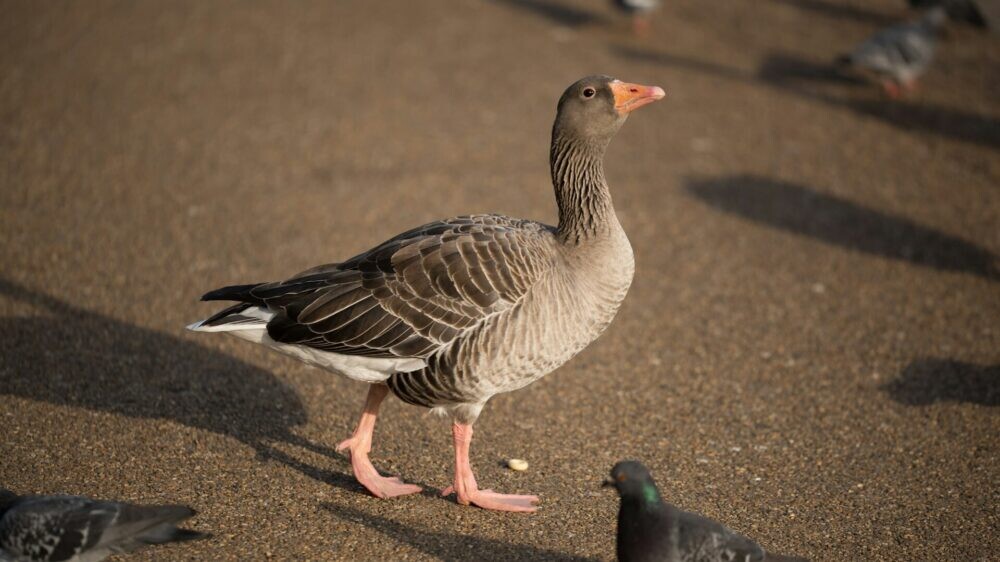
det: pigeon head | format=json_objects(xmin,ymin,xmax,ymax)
[
  {"xmin": 553, "ymin": 75, "xmax": 664, "ymax": 145},
  {"xmin": 604, "ymin": 460, "xmax": 661, "ymax": 505},
  {"xmin": 0, "ymin": 488, "xmax": 18, "ymax": 513}
]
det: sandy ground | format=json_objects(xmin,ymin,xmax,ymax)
[{"xmin": 1, "ymin": 0, "xmax": 998, "ymax": 560}]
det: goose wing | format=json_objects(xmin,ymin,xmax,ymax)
[{"xmin": 206, "ymin": 215, "xmax": 556, "ymax": 359}]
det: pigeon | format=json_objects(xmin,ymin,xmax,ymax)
[
  {"xmin": 0, "ymin": 490, "xmax": 207, "ymax": 561},
  {"xmin": 603, "ymin": 462, "xmax": 808, "ymax": 562},
  {"xmin": 837, "ymin": 7, "xmax": 947, "ymax": 97},
  {"xmin": 612, "ymin": 0, "xmax": 661, "ymax": 35}
]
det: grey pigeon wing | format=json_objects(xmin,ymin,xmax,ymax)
[
  {"xmin": 850, "ymin": 21, "xmax": 935, "ymax": 80},
  {"xmin": 0, "ymin": 497, "xmax": 204, "ymax": 562},
  {"xmin": 86, "ymin": 503, "xmax": 203, "ymax": 554},
  {"xmin": 260, "ymin": 215, "xmax": 556, "ymax": 359},
  {"xmin": 673, "ymin": 508, "xmax": 765, "ymax": 562},
  {"xmin": 0, "ymin": 496, "xmax": 115, "ymax": 561}
]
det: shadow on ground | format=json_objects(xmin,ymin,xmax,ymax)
[
  {"xmin": 882, "ymin": 358, "xmax": 999, "ymax": 406},
  {"xmin": 611, "ymin": 45, "xmax": 750, "ymax": 82},
  {"xmin": 613, "ymin": 45, "xmax": 1000, "ymax": 149},
  {"xmin": 323, "ymin": 503, "xmax": 599, "ymax": 561},
  {"xmin": 0, "ymin": 278, "xmax": 373, "ymax": 494},
  {"xmin": 756, "ymin": 52, "xmax": 1000, "ymax": 149},
  {"xmin": 831, "ymin": 96, "xmax": 1000, "ymax": 149},
  {"xmin": 489, "ymin": 0, "xmax": 608, "ymax": 27},
  {"xmin": 770, "ymin": 0, "xmax": 899, "ymax": 26},
  {"xmin": 684, "ymin": 175, "xmax": 1000, "ymax": 280},
  {"xmin": 756, "ymin": 52, "xmax": 867, "ymax": 87}
]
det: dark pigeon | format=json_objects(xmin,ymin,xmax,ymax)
[
  {"xmin": 0, "ymin": 489, "xmax": 207, "ymax": 561},
  {"xmin": 604, "ymin": 462, "xmax": 808, "ymax": 562}
]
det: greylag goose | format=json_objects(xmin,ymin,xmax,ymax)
[
  {"xmin": 836, "ymin": 7, "xmax": 946, "ymax": 97},
  {"xmin": 189, "ymin": 75, "xmax": 664, "ymax": 512},
  {"xmin": 604, "ymin": 462, "xmax": 809, "ymax": 562},
  {"xmin": 0, "ymin": 489, "xmax": 206, "ymax": 561}
]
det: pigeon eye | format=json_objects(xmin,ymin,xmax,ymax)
[{"xmin": 582, "ymin": 87, "xmax": 596, "ymax": 99}]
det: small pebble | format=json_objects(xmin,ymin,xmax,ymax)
[{"xmin": 507, "ymin": 458, "xmax": 529, "ymax": 471}]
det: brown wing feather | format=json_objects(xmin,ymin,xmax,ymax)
[{"xmin": 255, "ymin": 215, "xmax": 556, "ymax": 359}]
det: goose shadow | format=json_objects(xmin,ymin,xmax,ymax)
[
  {"xmin": 0, "ymin": 278, "xmax": 376, "ymax": 495},
  {"xmin": 882, "ymin": 358, "xmax": 1000, "ymax": 406},
  {"xmin": 488, "ymin": 0, "xmax": 609, "ymax": 28},
  {"xmin": 322, "ymin": 503, "xmax": 600, "ymax": 561},
  {"xmin": 684, "ymin": 175, "xmax": 1000, "ymax": 281}
]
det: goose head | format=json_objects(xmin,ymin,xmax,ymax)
[{"xmin": 553, "ymin": 75, "xmax": 665, "ymax": 145}]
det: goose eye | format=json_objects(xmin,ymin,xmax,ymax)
[{"xmin": 582, "ymin": 87, "xmax": 596, "ymax": 99}]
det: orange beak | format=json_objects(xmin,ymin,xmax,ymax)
[{"xmin": 611, "ymin": 80, "xmax": 666, "ymax": 115}]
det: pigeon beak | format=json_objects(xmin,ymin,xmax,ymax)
[
  {"xmin": 612, "ymin": 80, "xmax": 666, "ymax": 115},
  {"xmin": 601, "ymin": 478, "xmax": 615, "ymax": 489}
]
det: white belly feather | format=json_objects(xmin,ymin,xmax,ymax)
[{"xmin": 187, "ymin": 306, "xmax": 426, "ymax": 383}]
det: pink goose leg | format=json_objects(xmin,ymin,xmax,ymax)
[
  {"xmin": 336, "ymin": 384, "xmax": 422, "ymax": 498},
  {"xmin": 440, "ymin": 422, "xmax": 539, "ymax": 512}
]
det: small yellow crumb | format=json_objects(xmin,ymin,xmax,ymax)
[{"xmin": 507, "ymin": 458, "xmax": 528, "ymax": 471}]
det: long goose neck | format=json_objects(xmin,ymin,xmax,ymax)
[{"xmin": 550, "ymin": 131, "xmax": 617, "ymax": 245}]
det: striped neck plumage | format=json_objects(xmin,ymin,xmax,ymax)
[{"xmin": 550, "ymin": 132, "xmax": 617, "ymax": 245}]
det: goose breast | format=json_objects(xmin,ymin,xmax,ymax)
[{"xmin": 389, "ymin": 222, "xmax": 634, "ymax": 406}]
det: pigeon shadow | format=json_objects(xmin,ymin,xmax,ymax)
[
  {"xmin": 615, "ymin": 44, "xmax": 1000, "ymax": 149},
  {"xmin": 489, "ymin": 0, "xmax": 609, "ymax": 28},
  {"xmin": 0, "ymin": 278, "xmax": 370, "ymax": 495},
  {"xmin": 909, "ymin": 0, "xmax": 988, "ymax": 28},
  {"xmin": 756, "ymin": 52, "xmax": 1000, "ymax": 149},
  {"xmin": 835, "ymin": 96, "xmax": 1000, "ymax": 149},
  {"xmin": 685, "ymin": 175, "xmax": 1000, "ymax": 280},
  {"xmin": 769, "ymin": 0, "xmax": 899, "ymax": 26},
  {"xmin": 611, "ymin": 44, "xmax": 751, "ymax": 82},
  {"xmin": 757, "ymin": 52, "xmax": 867, "ymax": 87},
  {"xmin": 322, "ymin": 503, "xmax": 600, "ymax": 561},
  {"xmin": 882, "ymin": 358, "xmax": 1000, "ymax": 406}
]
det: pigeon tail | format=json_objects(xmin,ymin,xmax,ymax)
[{"xmin": 139, "ymin": 524, "xmax": 209, "ymax": 545}]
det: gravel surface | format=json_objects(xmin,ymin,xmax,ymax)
[{"xmin": 1, "ymin": 1, "xmax": 998, "ymax": 560}]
